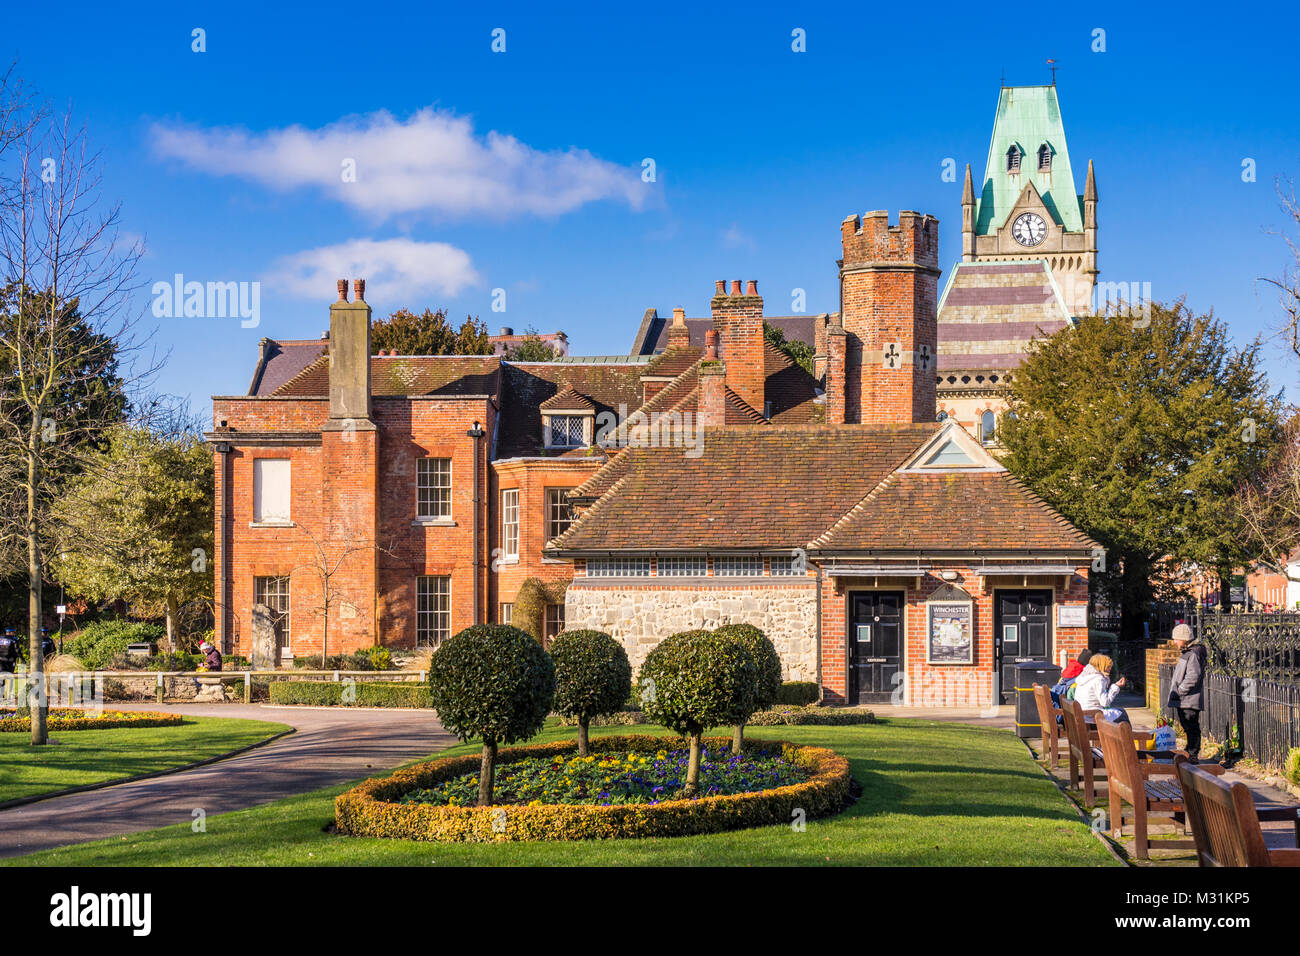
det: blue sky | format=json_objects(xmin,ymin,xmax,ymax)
[{"xmin": 10, "ymin": 2, "xmax": 1300, "ymax": 407}]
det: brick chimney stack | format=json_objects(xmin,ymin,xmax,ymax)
[
  {"xmin": 710, "ymin": 278, "xmax": 764, "ymax": 415},
  {"xmin": 698, "ymin": 329, "xmax": 726, "ymax": 428},
  {"xmin": 667, "ymin": 307, "xmax": 690, "ymax": 349},
  {"xmin": 838, "ymin": 211, "xmax": 940, "ymax": 425},
  {"xmin": 329, "ymin": 276, "xmax": 373, "ymax": 422}
]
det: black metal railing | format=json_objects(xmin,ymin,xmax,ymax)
[
  {"xmin": 1158, "ymin": 662, "xmax": 1300, "ymax": 770},
  {"xmin": 1197, "ymin": 610, "xmax": 1300, "ymax": 683}
]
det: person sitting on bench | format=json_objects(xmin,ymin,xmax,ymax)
[
  {"xmin": 1051, "ymin": 648, "xmax": 1093, "ymax": 706},
  {"xmin": 1074, "ymin": 653, "xmax": 1129, "ymax": 723}
]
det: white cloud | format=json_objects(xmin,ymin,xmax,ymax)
[
  {"xmin": 263, "ymin": 238, "xmax": 479, "ymax": 302},
  {"xmin": 151, "ymin": 107, "xmax": 649, "ymax": 220}
]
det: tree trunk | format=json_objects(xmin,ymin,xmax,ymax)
[
  {"xmin": 1217, "ymin": 569, "xmax": 1232, "ymax": 612},
  {"xmin": 684, "ymin": 732, "xmax": 702, "ymax": 796},
  {"xmin": 577, "ymin": 717, "xmax": 590, "ymax": 757},
  {"xmin": 732, "ymin": 723, "xmax": 744, "ymax": 754},
  {"xmin": 27, "ymin": 423, "xmax": 47, "ymax": 746},
  {"xmin": 164, "ymin": 593, "xmax": 178, "ymax": 652},
  {"xmin": 477, "ymin": 740, "xmax": 497, "ymax": 806}
]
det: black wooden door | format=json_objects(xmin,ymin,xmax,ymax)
[
  {"xmin": 850, "ymin": 591, "xmax": 904, "ymax": 704},
  {"xmin": 995, "ymin": 590, "xmax": 1052, "ymax": 703}
]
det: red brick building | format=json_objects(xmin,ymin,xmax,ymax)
[{"xmin": 210, "ymin": 210, "xmax": 1095, "ymax": 706}]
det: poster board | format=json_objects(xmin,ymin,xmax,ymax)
[{"xmin": 927, "ymin": 600, "xmax": 974, "ymax": 664}]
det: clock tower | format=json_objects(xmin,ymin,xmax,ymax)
[
  {"xmin": 937, "ymin": 83, "xmax": 1099, "ymax": 445},
  {"xmin": 960, "ymin": 84, "xmax": 1098, "ymax": 315}
]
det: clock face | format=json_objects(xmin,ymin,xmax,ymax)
[{"xmin": 1011, "ymin": 212, "xmax": 1047, "ymax": 247}]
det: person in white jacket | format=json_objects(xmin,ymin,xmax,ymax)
[{"xmin": 1072, "ymin": 653, "xmax": 1129, "ymax": 723}]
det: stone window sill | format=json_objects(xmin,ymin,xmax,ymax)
[
  {"xmin": 412, "ymin": 518, "xmax": 457, "ymax": 527},
  {"xmin": 498, "ymin": 556, "xmax": 520, "ymax": 566},
  {"xmin": 249, "ymin": 521, "xmax": 295, "ymax": 529}
]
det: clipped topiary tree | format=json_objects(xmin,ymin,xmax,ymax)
[
  {"xmin": 425, "ymin": 624, "xmax": 555, "ymax": 805},
  {"xmin": 638, "ymin": 629, "xmax": 755, "ymax": 796},
  {"xmin": 714, "ymin": 623, "xmax": 782, "ymax": 753},
  {"xmin": 550, "ymin": 629, "xmax": 632, "ymax": 757}
]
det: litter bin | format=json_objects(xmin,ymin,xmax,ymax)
[{"xmin": 1014, "ymin": 660, "xmax": 1061, "ymax": 739}]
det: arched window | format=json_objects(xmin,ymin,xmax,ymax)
[
  {"xmin": 1006, "ymin": 146, "xmax": 1021, "ymax": 173},
  {"xmin": 1037, "ymin": 144, "xmax": 1051, "ymax": 171},
  {"xmin": 980, "ymin": 410, "xmax": 996, "ymax": 444}
]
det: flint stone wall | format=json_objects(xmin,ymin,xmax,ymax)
[{"xmin": 564, "ymin": 583, "xmax": 818, "ymax": 681}]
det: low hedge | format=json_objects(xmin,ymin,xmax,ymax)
[
  {"xmin": 269, "ymin": 680, "xmax": 432, "ymax": 708},
  {"xmin": 776, "ymin": 682, "xmax": 820, "ymax": 706},
  {"xmin": 334, "ymin": 734, "xmax": 851, "ymax": 842},
  {"xmin": 747, "ymin": 705, "xmax": 876, "ymax": 726},
  {"xmin": 0, "ymin": 709, "xmax": 185, "ymax": 732},
  {"xmin": 556, "ymin": 703, "xmax": 873, "ymax": 728}
]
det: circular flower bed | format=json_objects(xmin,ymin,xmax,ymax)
[
  {"xmin": 335, "ymin": 734, "xmax": 852, "ymax": 842},
  {"xmin": 400, "ymin": 743, "xmax": 805, "ymax": 807},
  {"xmin": 0, "ymin": 709, "xmax": 184, "ymax": 733}
]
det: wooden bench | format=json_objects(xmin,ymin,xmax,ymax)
[
  {"xmin": 1060, "ymin": 699, "xmax": 1171, "ymax": 807},
  {"xmin": 1061, "ymin": 699, "xmax": 1108, "ymax": 805},
  {"xmin": 1096, "ymin": 717, "xmax": 1197, "ymax": 860},
  {"xmin": 1177, "ymin": 761, "xmax": 1300, "ymax": 866},
  {"xmin": 1031, "ymin": 683, "xmax": 1064, "ymax": 769}
]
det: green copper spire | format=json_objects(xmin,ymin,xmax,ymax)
[{"xmin": 975, "ymin": 85, "xmax": 1083, "ymax": 236}]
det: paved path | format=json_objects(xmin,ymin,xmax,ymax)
[
  {"xmin": 0, "ymin": 702, "xmax": 454, "ymax": 859},
  {"xmin": 876, "ymin": 692, "xmax": 1299, "ymax": 854}
]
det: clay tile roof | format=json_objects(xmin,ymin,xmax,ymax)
[
  {"xmin": 635, "ymin": 315, "xmax": 816, "ymax": 355},
  {"xmin": 643, "ymin": 345, "xmax": 703, "ymax": 378},
  {"xmin": 811, "ymin": 470, "xmax": 1098, "ymax": 553},
  {"xmin": 550, "ymin": 424, "xmax": 941, "ymax": 552},
  {"xmin": 539, "ymin": 384, "xmax": 596, "ymax": 412},
  {"xmin": 270, "ymin": 355, "xmax": 501, "ymax": 397},
  {"xmin": 725, "ymin": 388, "xmax": 767, "ymax": 424},
  {"xmin": 762, "ymin": 343, "xmax": 824, "ymax": 424},
  {"xmin": 497, "ymin": 361, "xmax": 645, "ymax": 459}
]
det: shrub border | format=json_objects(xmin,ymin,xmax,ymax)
[
  {"xmin": 334, "ymin": 734, "xmax": 852, "ymax": 842},
  {"xmin": 0, "ymin": 709, "xmax": 185, "ymax": 733}
]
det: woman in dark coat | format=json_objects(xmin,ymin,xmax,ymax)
[
  {"xmin": 200, "ymin": 640, "xmax": 223, "ymax": 672},
  {"xmin": 1167, "ymin": 624, "xmax": 1206, "ymax": 760}
]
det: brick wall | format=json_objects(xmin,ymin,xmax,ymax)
[
  {"xmin": 820, "ymin": 565, "xmax": 1090, "ymax": 706},
  {"xmin": 212, "ymin": 392, "xmax": 497, "ymax": 657},
  {"xmin": 491, "ymin": 457, "xmax": 603, "ymax": 620},
  {"xmin": 1145, "ymin": 642, "xmax": 1180, "ymax": 711}
]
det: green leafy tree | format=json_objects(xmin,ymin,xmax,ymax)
[
  {"xmin": 425, "ymin": 624, "xmax": 555, "ymax": 805},
  {"xmin": 764, "ymin": 322, "xmax": 814, "ymax": 376},
  {"xmin": 998, "ymin": 301, "xmax": 1282, "ymax": 636},
  {"xmin": 50, "ymin": 425, "xmax": 213, "ymax": 649},
  {"xmin": 505, "ymin": 326, "xmax": 557, "ymax": 362},
  {"xmin": 638, "ymin": 629, "xmax": 755, "ymax": 795},
  {"xmin": 549, "ymin": 629, "xmax": 632, "ymax": 756},
  {"xmin": 714, "ymin": 623, "xmax": 782, "ymax": 753},
  {"xmin": 370, "ymin": 308, "xmax": 492, "ymax": 356}
]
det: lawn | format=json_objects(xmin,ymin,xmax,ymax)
[
  {"xmin": 3, "ymin": 719, "xmax": 1117, "ymax": 866},
  {"xmin": 0, "ymin": 717, "xmax": 291, "ymax": 804}
]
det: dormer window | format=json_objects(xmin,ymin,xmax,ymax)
[
  {"xmin": 1006, "ymin": 146, "xmax": 1021, "ymax": 173},
  {"xmin": 539, "ymin": 384, "xmax": 596, "ymax": 450},
  {"xmin": 548, "ymin": 414, "xmax": 586, "ymax": 448},
  {"xmin": 1037, "ymin": 144, "xmax": 1052, "ymax": 171}
]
